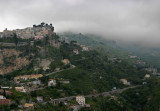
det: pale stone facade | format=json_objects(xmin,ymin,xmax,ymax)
[
  {"xmin": 76, "ymin": 96, "xmax": 85, "ymax": 106},
  {"xmin": 0, "ymin": 23, "xmax": 54, "ymax": 39},
  {"xmin": 48, "ymin": 79, "xmax": 56, "ymax": 86},
  {"xmin": 120, "ymin": 79, "xmax": 130, "ymax": 85}
]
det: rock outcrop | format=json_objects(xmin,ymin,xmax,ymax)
[{"xmin": 0, "ymin": 49, "xmax": 30, "ymax": 75}]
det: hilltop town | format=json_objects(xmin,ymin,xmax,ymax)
[{"xmin": 0, "ymin": 22, "xmax": 54, "ymax": 39}]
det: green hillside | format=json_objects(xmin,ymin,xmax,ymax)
[
  {"xmin": 0, "ymin": 30, "xmax": 158, "ymax": 111},
  {"xmin": 118, "ymin": 43, "xmax": 160, "ymax": 70},
  {"xmin": 59, "ymin": 32, "xmax": 128, "ymax": 59}
]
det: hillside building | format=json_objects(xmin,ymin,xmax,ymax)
[
  {"xmin": 24, "ymin": 103, "xmax": 34, "ymax": 108},
  {"xmin": 15, "ymin": 87, "xmax": 26, "ymax": 93},
  {"xmin": 144, "ymin": 74, "xmax": 150, "ymax": 78},
  {"xmin": 61, "ymin": 59, "xmax": 70, "ymax": 65},
  {"xmin": 37, "ymin": 96, "xmax": 43, "ymax": 102},
  {"xmin": 14, "ymin": 74, "xmax": 43, "ymax": 82},
  {"xmin": 76, "ymin": 96, "xmax": 85, "ymax": 106},
  {"xmin": 0, "ymin": 99, "xmax": 11, "ymax": 106},
  {"xmin": 0, "ymin": 23, "xmax": 54, "ymax": 39},
  {"xmin": 48, "ymin": 79, "xmax": 56, "ymax": 86},
  {"xmin": 0, "ymin": 95, "xmax": 6, "ymax": 99},
  {"xmin": 73, "ymin": 49, "xmax": 79, "ymax": 55},
  {"xmin": 120, "ymin": 79, "xmax": 130, "ymax": 85}
]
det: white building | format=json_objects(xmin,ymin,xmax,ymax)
[
  {"xmin": 73, "ymin": 49, "xmax": 79, "ymax": 55},
  {"xmin": 76, "ymin": 96, "xmax": 85, "ymax": 106},
  {"xmin": 80, "ymin": 45, "xmax": 89, "ymax": 51},
  {"xmin": 34, "ymin": 36, "xmax": 44, "ymax": 40},
  {"xmin": 0, "ymin": 95, "xmax": 6, "ymax": 99},
  {"xmin": 15, "ymin": 87, "xmax": 26, "ymax": 93},
  {"xmin": 82, "ymin": 46, "xmax": 89, "ymax": 51},
  {"xmin": 48, "ymin": 79, "xmax": 56, "ymax": 86},
  {"xmin": 144, "ymin": 74, "xmax": 150, "ymax": 78},
  {"xmin": 37, "ymin": 96, "xmax": 43, "ymax": 102},
  {"xmin": 32, "ymin": 80, "xmax": 41, "ymax": 85},
  {"xmin": 129, "ymin": 55, "xmax": 137, "ymax": 59}
]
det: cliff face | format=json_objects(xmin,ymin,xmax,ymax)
[{"xmin": 0, "ymin": 49, "xmax": 30, "ymax": 75}]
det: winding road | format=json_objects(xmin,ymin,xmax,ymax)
[{"xmin": 48, "ymin": 85, "xmax": 141, "ymax": 104}]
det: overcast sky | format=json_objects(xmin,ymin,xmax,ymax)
[{"xmin": 0, "ymin": 0, "xmax": 160, "ymax": 46}]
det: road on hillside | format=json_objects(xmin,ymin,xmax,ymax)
[
  {"xmin": 26, "ymin": 65, "xmax": 76, "ymax": 92},
  {"xmin": 45, "ymin": 65, "xmax": 76, "ymax": 76},
  {"xmin": 46, "ymin": 85, "xmax": 141, "ymax": 103}
]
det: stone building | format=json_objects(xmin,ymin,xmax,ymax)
[
  {"xmin": 61, "ymin": 59, "xmax": 70, "ymax": 65},
  {"xmin": 0, "ymin": 23, "xmax": 55, "ymax": 39},
  {"xmin": 76, "ymin": 96, "xmax": 85, "ymax": 106},
  {"xmin": 120, "ymin": 79, "xmax": 130, "ymax": 85},
  {"xmin": 48, "ymin": 79, "xmax": 56, "ymax": 86}
]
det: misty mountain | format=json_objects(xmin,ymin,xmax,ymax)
[
  {"xmin": 60, "ymin": 32, "xmax": 160, "ymax": 70},
  {"xmin": 117, "ymin": 42, "xmax": 160, "ymax": 70},
  {"xmin": 58, "ymin": 32, "xmax": 128, "ymax": 59}
]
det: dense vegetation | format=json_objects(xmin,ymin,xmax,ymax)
[
  {"xmin": 113, "ymin": 41, "xmax": 160, "ymax": 70},
  {"xmin": 0, "ymin": 32, "xmax": 159, "ymax": 111}
]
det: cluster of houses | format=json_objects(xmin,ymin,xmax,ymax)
[
  {"xmin": 0, "ymin": 23, "xmax": 55, "ymax": 40},
  {"xmin": 19, "ymin": 97, "xmax": 43, "ymax": 109},
  {"xmin": 13, "ymin": 58, "xmax": 73, "ymax": 93},
  {"xmin": 13, "ymin": 74, "xmax": 58, "ymax": 92},
  {"xmin": 128, "ymin": 55, "xmax": 147, "ymax": 66},
  {"xmin": 13, "ymin": 72, "xmax": 71, "ymax": 93},
  {"xmin": 0, "ymin": 91, "xmax": 35, "ymax": 109},
  {"xmin": 14, "ymin": 74, "xmax": 43, "ymax": 83},
  {"xmin": 120, "ymin": 74, "xmax": 151, "ymax": 86},
  {"xmin": 0, "ymin": 95, "xmax": 11, "ymax": 106},
  {"xmin": 144, "ymin": 68, "xmax": 160, "ymax": 79},
  {"xmin": 80, "ymin": 45, "xmax": 89, "ymax": 51},
  {"xmin": 0, "ymin": 87, "xmax": 12, "ymax": 106},
  {"xmin": 144, "ymin": 68, "xmax": 157, "ymax": 75},
  {"xmin": 136, "ymin": 59, "xmax": 146, "ymax": 65},
  {"xmin": 72, "ymin": 42, "xmax": 90, "ymax": 52}
]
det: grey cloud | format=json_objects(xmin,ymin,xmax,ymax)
[{"xmin": 0, "ymin": 0, "xmax": 160, "ymax": 47}]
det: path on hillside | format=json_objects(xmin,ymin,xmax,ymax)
[
  {"xmin": 45, "ymin": 65, "xmax": 76, "ymax": 76},
  {"xmin": 26, "ymin": 65, "xmax": 76, "ymax": 92},
  {"xmin": 0, "ymin": 42, "xmax": 28, "ymax": 46}
]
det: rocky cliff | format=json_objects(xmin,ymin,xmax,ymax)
[{"xmin": 0, "ymin": 49, "xmax": 30, "ymax": 75}]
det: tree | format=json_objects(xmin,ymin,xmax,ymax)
[
  {"xmin": 10, "ymin": 103, "xmax": 18, "ymax": 109},
  {"xmin": 3, "ymin": 89, "xmax": 6, "ymax": 97},
  {"xmin": 38, "ymin": 67, "xmax": 43, "ymax": 74},
  {"xmin": 41, "ymin": 22, "xmax": 45, "ymax": 26},
  {"xmin": 0, "ymin": 44, "xmax": 2, "ymax": 49},
  {"xmin": 33, "ymin": 24, "xmax": 36, "ymax": 27},
  {"xmin": 44, "ymin": 35, "xmax": 49, "ymax": 46},
  {"xmin": 49, "ymin": 62, "xmax": 56, "ymax": 71},
  {"xmin": 13, "ymin": 33, "xmax": 18, "ymax": 46}
]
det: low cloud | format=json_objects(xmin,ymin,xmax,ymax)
[{"xmin": 0, "ymin": 0, "xmax": 160, "ymax": 47}]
